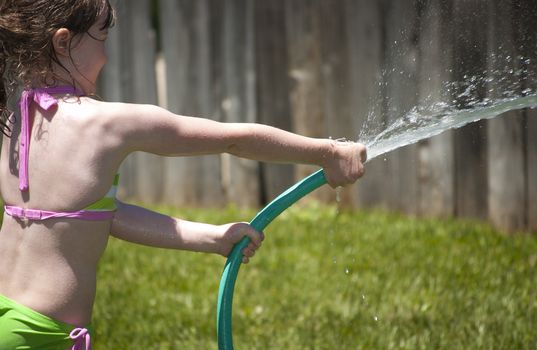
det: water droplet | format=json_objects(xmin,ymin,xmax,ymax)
[
  {"xmin": 336, "ymin": 187, "xmax": 342, "ymax": 203},
  {"xmin": 254, "ymin": 305, "xmax": 264, "ymax": 315},
  {"xmin": 344, "ymin": 267, "xmax": 350, "ymax": 274},
  {"xmin": 373, "ymin": 316, "xmax": 379, "ymax": 322}
]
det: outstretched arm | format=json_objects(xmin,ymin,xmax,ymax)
[
  {"xmin": 100, "ymin": 102, "xmax": 367, "ymax": 188},
  {"xmin": 110, "ymin": 200, "xmax": 263, "ymax": 263}
]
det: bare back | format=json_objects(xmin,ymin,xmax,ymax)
[{"xmin": 0, "ymin": 96, "xmax": 124, "ymax": 326}]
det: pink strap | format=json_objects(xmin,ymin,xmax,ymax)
[
  {"xmin": 4, "ymin": 205, "xmax": 115, "ymax": 221},
  {"xmin": 18, "ymin": 86, "xmax": 82, "ymax": 191},
  {"xmin": 70, "ymin": 327, "xmax": 91, "ymax": 350}
]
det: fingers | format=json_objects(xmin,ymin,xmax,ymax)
[
  {"xmin": 325, "ymin": 161, "xmax": 365, "ymax": 188},
  {"xmin": 241, "ymin": 245, "xmax": 256, "ymax": 264},
  {"xmin": 241, "ymin": 231, "xmax": 264, "ymax": 264},
  {"xmin": 245, "ymin": 227, "xmax": 265, "ymax": 248}
]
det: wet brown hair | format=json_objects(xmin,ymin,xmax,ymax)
[{"xmin": 0, "ymin": 0, "xmax": 115, "ymax": 135}]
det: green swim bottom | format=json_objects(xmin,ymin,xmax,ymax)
[{"xmin": 0, "ymin": 294, "xmax": 93, "ymax": 349}]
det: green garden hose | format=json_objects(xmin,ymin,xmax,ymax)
[{"xmin": 216, "ymin": 169, "xmax": 327, "ymax": 350}]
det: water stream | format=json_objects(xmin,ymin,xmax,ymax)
[{"xmin": 360, "ymin": 94, "xmax": 537, "ymax": 162}]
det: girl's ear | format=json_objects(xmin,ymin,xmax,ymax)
[{"xmin": 52, "ymin": 28, "xmax": 72, "ymax": 57}]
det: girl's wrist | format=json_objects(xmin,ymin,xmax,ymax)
[
  {"xmin": 211, "ymin": 223, "xmax": 236, "ymax": 256},
  {"xmin": 318, "ymin": 139, "xmax": 337, "ymax": 168}
]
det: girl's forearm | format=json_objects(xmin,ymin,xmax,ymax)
[
  {"xmin": 110, "ymin": 201, "xmax": 221, "ymax": 254},
  {"xmin": 226, "ymin": 123, "xmax": 334, "ymax": 167},
  {"xmin": 226, "ymin": 123, "xmax": 366, "ymax": 188}
]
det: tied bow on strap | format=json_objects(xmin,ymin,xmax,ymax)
[
  {"xmin": 18, "ymin": 86, "xmax": 81, "ymax": 191},
  {"xmin": 70, "ymin": 327, "xmax": 92, "ymax": 350}
]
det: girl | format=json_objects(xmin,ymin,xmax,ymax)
[{"xmin": 0, "ymin": 0, "xmax": 367, "ymax": 349}]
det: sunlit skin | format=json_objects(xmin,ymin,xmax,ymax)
[{"xmin": 0, "ymin": 10, "xmax": 366, "ymax": 328}]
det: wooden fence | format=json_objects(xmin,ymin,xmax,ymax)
[{"xmin": 98, "ymin": 0, "xmax": 537, "ymax": 233}]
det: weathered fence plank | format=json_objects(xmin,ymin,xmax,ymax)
[
  {"xmin": 451, "ymin": 0, "xmax": 489, "ymax": 220},
  {"xmin": 159, "ymin": 0, "xmax": 199, "ymax": 206},
  {"xmin": 527, "ymin": 110, "xmax": 537, "ymax": 232},
  {"xmin": 220, "ymin": 0, "xmax": 260, "ymax": 207},
  {"xmin": 318, "ymin": 0, "xmax": 351, "ymax": 142},
  {"xmin": 317, "ymin": 0, "xmax": 355, "ymax": 205},
  {"xmin": 383, "ymin": 0, "xmax": 420, "ymax": 214},
  {"xmin": 195, "ymin": 0, "xmax": 225, "ymax": 207},
  {"xmin": 486, "ymin": 0, "xmax": 526, "ymax": 231},
  {"xmin": 159, "ymin": 0, "xmax": 224, "ymax": 207},
  {"xmin": 514, "ymin": 1, "xmax": 537, "ymax": 232},
  {"xmin": 254, "ymin": 0, "xmax": 295, "ymax": 202},
  {"xmin": 417, "ymin": 0, "xmax": 455, "ymax": 217},
  {"xmin": 285, "ymin": 0, "xmax": 333, "ymax": 202},
  {"xmin": 129, "ymin": 0, "xmax": 164, "ymax": 205},
  {"xmin": 344, "ymin": 0, "xmax": 385, "ymax": 208}
]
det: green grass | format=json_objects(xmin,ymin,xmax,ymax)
[{"xmin": 91, "ymin": 205, "xmax": 536, "ymax": 349}]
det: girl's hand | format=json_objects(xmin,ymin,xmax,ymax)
[
  {"xmin": 217, "ymin": 222, "xmax": 265, "ymax": 264},
  {"xmin": 322, "ymin": 141, "xmax": 367, "ymax": 188}
]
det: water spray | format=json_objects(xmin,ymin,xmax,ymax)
[{"xmin": 216, "ymin": 92, "xmax": 537, "ymax": 349}]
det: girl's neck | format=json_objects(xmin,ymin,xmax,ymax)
[
  {"xmin": 33, "ymin": 78, "xmax": 82, "ymax": 92},
  {"xmin": 39, "ymin": 70, "xmax": 93, "ymax": 95}
]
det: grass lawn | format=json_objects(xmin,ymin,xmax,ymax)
[{"xmin": 90, "ymin": 204, "xmax": 537, "ymax": 349}]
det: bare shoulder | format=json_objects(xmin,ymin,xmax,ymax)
[
  {"xmin": 71, "ymin": 97, "xmax": 157, "ymax": 122},
  {"xmin": 66, "ymin": 98, "xmax": 167, "ymax": 153},
  {"xmin": 77, "ymin": 98, "xmax": 171, "ymax": 132}
]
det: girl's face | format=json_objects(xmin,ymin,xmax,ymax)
[{"xmin": 67, "ymin": 11, "xmax": 110, "ymax": 90}]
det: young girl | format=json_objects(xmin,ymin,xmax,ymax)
[{"xmin": 0, "ymin": 0, "xmax": 366, "ymax": 348}]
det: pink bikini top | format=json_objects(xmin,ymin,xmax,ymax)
[{"xmin": 3, "ymin": 86, "xmax": 117, "ymax": 222}]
